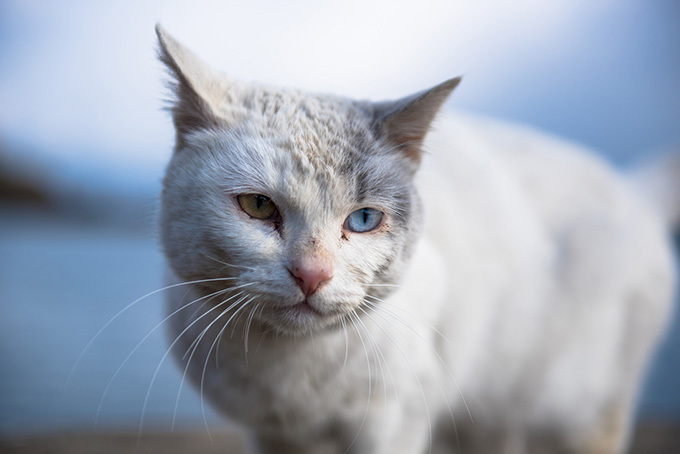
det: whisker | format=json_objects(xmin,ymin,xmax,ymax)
[
  {"xmin": 362, "ymin": 283, "xmax": 414, "ymax": 290},
  {"xmin": 252, "ymin": 304, "xmax": 269, "ymax": 357},
  {"xmin": 139, "ymin": 287, "xmax": 252, "ymax": 438},
  {"xmin": 364, "ymin": 294, "xmax": 455, "ymax": 347},
  {"xmin": 356, "ymin": 305, "xmax": 434, "ymax": 453},
  {"xmin": 172, "ymin": 291, "xmax": 251, "ymax": 430},
  {"xmin": 178, "ymin": 299, "xmax": 238, "ymax": 442},
  {"xmin": 95, "ymin": 286, "xmax": 232, "ymax": 423},
  {"xmin": 181, "ymin": 291, "xmax": 246, "ymax": 361},
  {"xmin": 198, "ymin": 296, "xmax": 258, "ymax": 441},
  {"xmin": 335, "ymin": 315, "xmax": 350, "ymax": 380},
  {"xmin": 360, "ymin": 303, "xmax": 467, "ymax": 452},
  {"xmin": 344, "ymin": 311, "xmax": 372, "ymax": 454},
  {"xmin": 362, "ymin": 301, "xmax": 466, "ymax": 442},
  {"xmin": 368, "ymin": 290, "xmax": 460, "ymax": 321},
  {"xmin": 363, "ymin": 297, "xmax": 472, "ymax": 423},
  {"xmin": 229, "ymin": 298, "xmax": 254, "ymax": 339},
  {"xmin": 243, "ymin": 302, "xmax": 261, "ymax": 360},
  {"xmin": 66, "ymin": 276, "xmax": 239, "ymax": 389},
  {"xmin": 201, "ymin": 253, "xmax": 257, "ymax": 272},
  {"xmin": 351, "ymin": 308, "xmax": 395, "ymax": 451}
]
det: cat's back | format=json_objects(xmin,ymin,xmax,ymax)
[
  {"xmin": 423, "ymin": 112, "xmax": 674, "ymax": 306},
  {"xmin": 417, "ymin": 113, "xmax": 674, "ymax": 412},
  {"xmin": 422, "ymin": 112, "xmax": 672, "ymax": 260},
  {"xmin": 405, "ymin": 113, "xmax": 676, "ymax": 434}
]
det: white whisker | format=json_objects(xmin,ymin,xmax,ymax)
[
  {"xmin": 363, "ymin": 297, "xmax": 472, "ymax": 424},
  {"xmin": 243, "ymin": 302, "xmax": 261, "ymax": 358},
  {"xmin": 140, "ymin": 286, "xmax": 253, "ymax": 438},
  {"xmin": 351, "ymin": 308, "xmax": 396, "ymax": 451},
  {"xmin": 335, "ymin": 315, "xmax": 350, "ymax": 380},
  {"xmin": 344, "ymin": 311, "xmax": 372, "ymax": 454},
  {"xmin": 95, "ymin": 286, "xmax": 232, "ymax": 423},
  {"xmin": 66, "ymin": 276, "xmax": 239, "ymax": 390},
  {"xmin": 201, "ymin": 253, "xmax": 257, "ymax": 272},
  {"xmin": 199, "ymin": 296, "xmax": 258, "ymax": 441},
  {"xmin": 364, "ymin": 294, "xmax": 456, "ymax": 346},
  {"xmin": 171, "ymin": 291, "xmax": 252, "ymax": 430},
  {"xmin": 356, "ymin": 304, "xmax": 434, "ymax": 453},
  {"xmin": 181, "ymin": 291, "xmax": 247, "ymax": 361}
]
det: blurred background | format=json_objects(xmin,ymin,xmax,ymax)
[{"xmin": 1, "ymin": 0, "xmax": 679, "ymax": 449}]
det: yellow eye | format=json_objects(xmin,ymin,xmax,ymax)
[{"xmin": 237, "ymin": 194, "xmax": 278, "ymax": 219}]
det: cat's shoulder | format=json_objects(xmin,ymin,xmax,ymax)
[
  {"xmin": 426, "ymin": 112, "xmax": 647, "ymax": 218},
  {"xmin": 429, "ymin": 112, "xmax": 612, "ymax": 176},
  {"xmin": 421, "ymin": 112, "xmax": 668, "ymax": 260}
]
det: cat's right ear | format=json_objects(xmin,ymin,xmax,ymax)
[
  {"xmin": 156, "ymin": 24, "xmax": 228, "ymax": 148},
  {"xmin": 373, "ymin": 77, "xmax": 461, "ymax": 166}
]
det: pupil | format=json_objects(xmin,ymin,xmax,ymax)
[
  {"xmin": 362, "ymin": 210, "xmax": 369, "ymax": 224},
  {"xmin": 256, "ymin": 196, "xmax": 265, "ymax": 209}
]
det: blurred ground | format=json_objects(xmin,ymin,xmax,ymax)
[
  {"xmin": 1, "ymin": 424, "xmax": 679, "ymax": 454},
  {"xmin": 0, "ymin": 430, "xmax": 244, "ymax": 454}
]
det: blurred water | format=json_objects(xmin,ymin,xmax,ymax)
[
  {"xmin": 639, "ymin": 234, "xmax": 680, "ymax": 419},
  {"xmin": 0, "ymin": 207, "xmax": 220, "ymax": 435}
]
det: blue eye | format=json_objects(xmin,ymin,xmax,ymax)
[{"xmin": 344, "ymin": 208, "xmax": 384, "ymax": 233}]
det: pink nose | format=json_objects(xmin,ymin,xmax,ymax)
[{"xmin": 289, "ymin": 254, "xmax": 333, "ymax": 296}]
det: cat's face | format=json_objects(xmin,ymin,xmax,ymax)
[
  {"xmin": 156, "ymin": 26, "xmax": 458, "ymax": 335},
  {"xmin": 161, "ymin": 96, "xmax": 420, "ymax": 334}
]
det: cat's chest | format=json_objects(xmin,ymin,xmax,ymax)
[{"xmin": 206, "ymin": 329, "xmax": 371, "ymax": 426}]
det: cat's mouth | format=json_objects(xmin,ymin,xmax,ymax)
[
  {"xmin": 281, "ymin": 299, "xmax": 322, "ymax": 317},
  {"xmin": 261, "ymin": 295, "xmax": 357, "ymax": 335},
  {"xmin": 268, "ymin": 296, "xmax": 355, "ymax": 333}
]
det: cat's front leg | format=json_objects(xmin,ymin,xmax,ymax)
[
  {"xmin": 248, "ymin": 397, "xmax": 431, "ymax": 454},
  {"xmin": 248, "ymin": 420, "xmax": 383, "ymax": 454},
  {"xmin": 570, "ymin": 401, "xmax": 632, "ymax": 454},
  {"xmin": 249, "ymin": 432, "xmax": 350, "ymax": 454},
  {"xmin": 249, "ymin": 422, "xmax": 431, "ymax": 454}
]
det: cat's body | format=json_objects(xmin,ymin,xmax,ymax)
[{"xmin": 156, "ymin": 26, "xmax": 678, "ymax": 453}]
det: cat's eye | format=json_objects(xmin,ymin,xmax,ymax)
[
  {"xmin": 237, "ymin": 194, "xmax": 278, "ymax": 220},
  {"xmin": 344, "ymin": 208, "xmax": 384, "ymax": 233}
]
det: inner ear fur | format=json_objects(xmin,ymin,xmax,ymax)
[
  {"xmin": 373, "ymin": 77, "xmax": 461, "ymax": 163},
  {"xmin": 156, "ymin": 24, "xmax": 229, "ymax": 147}
]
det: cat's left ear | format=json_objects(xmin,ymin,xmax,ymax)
[
  {"xmin": 156, "ymin": 24, "xmax": 230, "ymax": 148},
  {"xmin": 373, "ymin": 77, "xmax": 461, "ymax": 164}
]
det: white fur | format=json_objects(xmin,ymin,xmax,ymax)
[{"xmin": 156, "ymin": 26, "xmax": 677, "ymax": 454}]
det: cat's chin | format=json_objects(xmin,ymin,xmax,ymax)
[{"xmin": 261, "ymin": 299, "xmax": 352, "ymax": 336}]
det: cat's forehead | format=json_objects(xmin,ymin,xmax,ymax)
[
  {"xmin": 228, "ymin": 90, "xmax": 383, "ymax": 193},
  {"xmin": 182, "ymin": 88, "xmax": 412, "ymax": 219},
  {"xmin": 226, "ymin": 122, "xmax": 363, "ymax": 215},
  {"xmin": 243, "ymin": 88, "xmax": 376, "ymax": 167}
]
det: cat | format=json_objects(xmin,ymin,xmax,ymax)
[{"xmin": 155, "ymin": 25, "xmax": 679, "ymax": 454}]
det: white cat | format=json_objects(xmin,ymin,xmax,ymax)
[{"xmin": 155, "ymin": 25, "xmax": 678, "ymax": 454}]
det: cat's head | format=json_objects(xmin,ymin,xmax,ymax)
[{"xmin": 156, "ymin": 25, "xmax": 459, "ymax": 335}]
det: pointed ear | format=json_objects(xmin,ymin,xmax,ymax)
[
  {"xmin": 374, "ymin": 77, "xmax": 461, "ymax": 163},
  {"xmin": 156, "ymin": 24, "xmax": 228, "ymax": 146}
]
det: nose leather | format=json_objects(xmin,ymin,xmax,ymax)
[{"xmin": 289, "ymin": 254, "xmax": 333, "ymax": 296}]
